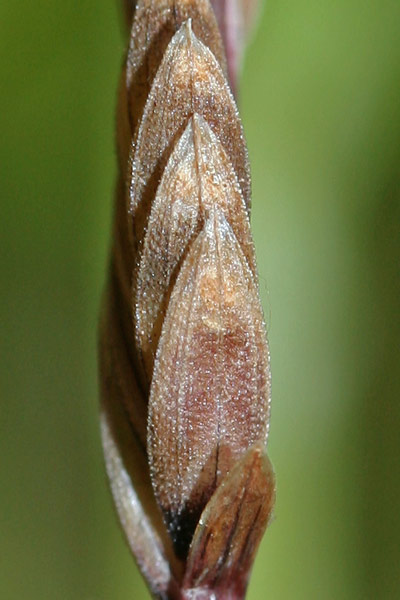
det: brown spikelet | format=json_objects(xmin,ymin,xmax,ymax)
[
  {"xmin": 126, "ymin": 0, "xmax": 226, "ymax": 129},
  {"xmin": 135, "ymin": 113, "xmax": 256, "ymax": 384},
  {"xmin": 148, "ymin": 208, "xmax": 270, "ymax": 556},
  {"xmin": 114, "ymin": 1, "xmax": 227, "ymax": 374},
  {"xmin": 118, "ymin": 0, "xmax": 226, "ymax": 169},
  {"xmin": 100, "ymin": 1, "xmax": 275, "ymax": 598},
  {"xmin": 129, "ymin": 20, "xmax": 251, "ymax": 252},
  {"xmin": 183, "ymin": 443, "xmax": 275, "ymax": 598}
]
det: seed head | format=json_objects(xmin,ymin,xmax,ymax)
[{"xmin": 100, "ymin": 3, "xmax": 275, "ymax": 598}]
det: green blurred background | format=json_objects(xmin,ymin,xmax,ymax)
[{"xmin": 1, "ymin": 1, "xmax": 399, "ymax": 598}]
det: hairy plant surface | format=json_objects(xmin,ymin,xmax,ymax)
[{"xmin": 100, "ymin": 1, "xmax": 275, "ymax": 598}]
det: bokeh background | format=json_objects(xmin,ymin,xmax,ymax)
[{"xmin": 1, "ymin": 1, "xmax": 399, "ymax": 598}]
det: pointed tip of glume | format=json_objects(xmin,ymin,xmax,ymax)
[{"xmin": 178, "ymin": 18, "xmax": 194, "ymax": 43}]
